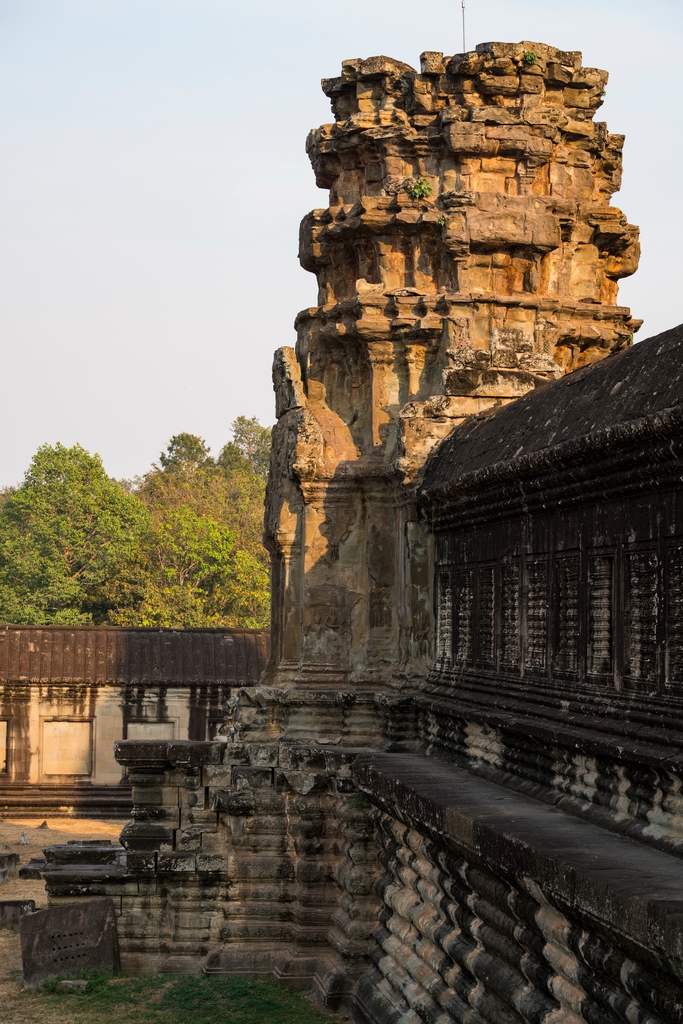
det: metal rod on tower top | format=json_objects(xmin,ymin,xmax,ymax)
[{"xmin": 461, "ymin": 0, "xmax": 466, "ymax": 53}]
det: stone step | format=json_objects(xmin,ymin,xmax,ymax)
[
  {"xmin": 43, "ymin": 841, "xmax": 125, "ymax": 866},
  {"xmin": 0, "ymin": 784, "xmax": 132, "ymax": 817}
]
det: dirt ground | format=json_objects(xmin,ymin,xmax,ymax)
[{"xmin": 0, "ymin": 816, "xmax": 127, "ymax": 1016}]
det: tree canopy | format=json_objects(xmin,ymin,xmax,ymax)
[
  {"xmin": 226, "ymin": 416, "xmax": 271, "ymax": 480},
  {"xmin": 158, "ymin": 433, "xmax": 213, "ymax": 472},
  {"xmin": 0, "ymin": 419, "xmax": 272, "ymax": 628},
  {"xmin": 0, "ymin": 443, "xmax": 148, "ymax": 625}
]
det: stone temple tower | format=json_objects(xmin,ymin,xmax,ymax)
[
  {"xmin": 264, "ymin": 41, "xmax": 640, "ymax": 703},
  {"xmin": 54, "ymin": 47, "xmax": 683, "ymax": 1024}
]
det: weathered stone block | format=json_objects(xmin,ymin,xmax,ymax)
[
  {"xmin": 202, "ymin": 765, "xmax": 232, "ymax": 787},
  {"xmin": 178, "ymin": 786, "xmax": 205, "ymax": 813},
  {"xmin": 136, "ymin": 880, "xmax": 160, "ymax": 896},
  {"xmin": 247, "ymin": 743, "xmax": 279, "ymax": 767},
  {"xmin": 210, "ymin": 788, "xmax": 248, "ymax": 814},
  {"xmin": 167, "ymin": 741, "xmax": 223, "ymax": 768},
  {"xmin": 0, "ymin": 853, "xmax": 19, "ymax": 878},
  {"xmin": 120, "ymin": 822, "xmax": 175, "ymax": 852},
  {"xmin": 157, "ymin": 853, "xmax": 196, "ymax": 874},
  {"xmin": 197, "ymin": 831, "xmax": 223, "ymax": 854},
  {"xmin": 19, "ymin": 857, "xmax": 46, "ymax": 880},
  {"xmin": 20, "ymin": 899, "xmax": 120, "ymax": 986},
  {"xmin": 279, "ymin": 744, "xmax": 329, "ymax": 771},
  {"xmin": 187, "ymin": 807, "xmax": 218, "ymax": 827},
  {"xmin": 125, "ymin": 852, "xmax": 157, "ymax": 875},
  {"xmin": 176, "ymin": 826, "xmax": 203, "ymax": 852},
  {"xmin": 132, "ymin": 806, "xmax": 181, "ymax": 826},
  {"xmin": 168, "ymin": 767, "xmax": 203, "ymax": 789},
  {"xmin": 115, "ymin": 740, "xmax": 171, "ymax": 770},
  {"xmin": 232, "ymin": 766, "xmax": 273, "ymax": 790},
  {"xmin": 0, "ymin": 899, "xmax": 35, "ymax": 927},
  {"xmin": 43, "ymin": 842, "xmax": 124, "ymax": 866},
  {"xmin": 276, "ymin": 770, "xmax": 329, "ymax": 795},
  {"xmin": 126, "ymin": 771, "xmax": 168, "ymax": 787},
  {"xmin": 196, "ymin": 855, "xmax": 227, "ymax": 874},
  {"xmin": 420, "ymin": 51, "xmax": 445, "ymax": 75},
  {"xmin": 222, "ymin": 741, "xmax": 250, "ymax": 765},
  {"xmin": 131, "ymin": 786, "xmax": 178, "ymax": 807},
  {"xmin": 232, "ymin": 856, "xmax": 295, "ymax": 881}
]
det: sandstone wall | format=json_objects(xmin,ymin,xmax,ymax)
[{"xmin": 353, "ymin": 755, "xmax": 683, "ymax": 1024}]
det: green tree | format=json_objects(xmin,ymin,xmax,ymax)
[
  {"xmin": 158, "ymin": 433, "xmax": 213, "ymax": 472},
  {"xmin": 0, "ymin": 443, "xmax": 148, "ymax": 624},
  {"xmin": 113, "ymin": 428, "xmax": 270, "ymax": 628},
  {"xmin": 0, "ymin": 422, "xmax": 271, "ymax": 629},
  {"xmin": 223, "ymin": 416, "xmax": 272, "ymax": 480},
  {"xmin": 118, "ymin": 506, "xmax": 239, "ymax": 627}
]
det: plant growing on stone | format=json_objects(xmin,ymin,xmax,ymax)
[
  {"xmin": 523, "ymin": 51, "xmax": 538, "ymax": 66},
  {"xmin": 408, "ymin": 176, "xmax": 433, "ymax": 199},
  {"xmin": 437, "ymin": 215, "xmax": 446, "ymax": 227}
]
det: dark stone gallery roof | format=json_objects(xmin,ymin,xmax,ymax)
[{"xmin": 420, "ymin": 323, "xmax": 683, "ymax": 503}]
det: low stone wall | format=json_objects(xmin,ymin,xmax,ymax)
[
  {"xmin": 414, "ymin": 680, "xmax": 683, "ymax": 858},
  {"xmin": 353, "ymin": 754, "xmax": 683, "ymax": 1024}
]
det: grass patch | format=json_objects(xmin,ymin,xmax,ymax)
[{"xmin": 11, "ymin": 973, "xmax": 338, "ymax": 1024}]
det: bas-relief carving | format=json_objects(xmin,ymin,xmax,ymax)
[{"xmin": 264, "ymin": 40, "xmax": 640, "ymax": 692}]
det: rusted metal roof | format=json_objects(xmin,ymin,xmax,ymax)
[{"xmin": 0, "ymin": 626, "xmax": 269, "ymax": 685}]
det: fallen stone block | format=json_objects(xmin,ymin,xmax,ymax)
[
  {"xmin": 19, "ymin": 856, "xmax": 46, "ymax": 880},
  {"xmin": 56, "ymin": 979, "xmax": 88, "ymax": 992},
  {"xmin": 20, "ymin": 897, "xmax": 120, "ymax": 986},
  {"xmin": 0, "ymin": 852, "xmax": 19, "ymax": 878},
  {"xmin": 0, "ymin": 900, "xmax": 35, "ymax": 927}
]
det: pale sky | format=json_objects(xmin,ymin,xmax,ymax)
[{"xmin": 0, "ymin": 0, "xmax": 681, "ymax": 486}]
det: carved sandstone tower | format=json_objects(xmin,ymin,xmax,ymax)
[{"xmin": 265, "ymin": 41, "xmax": 640, "ymax": 697}]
